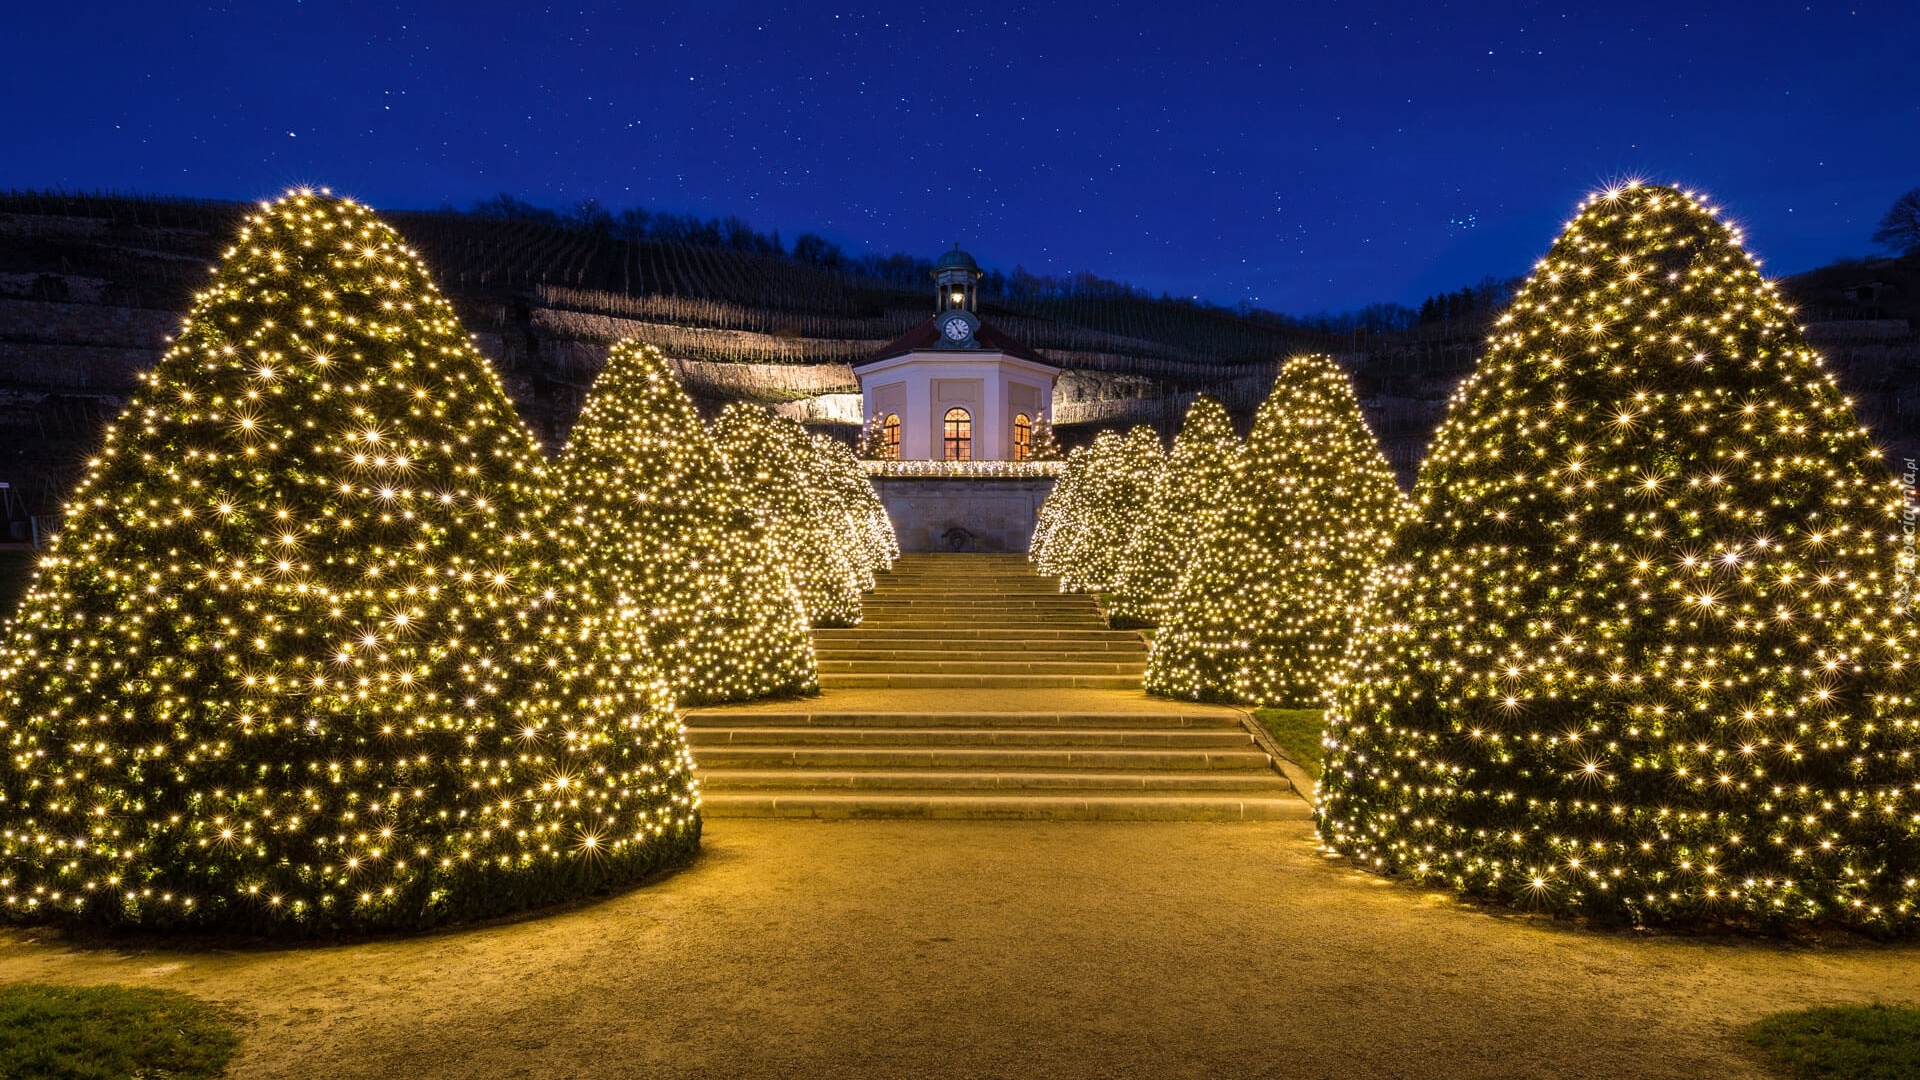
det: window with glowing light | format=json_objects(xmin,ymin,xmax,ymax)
[
  {"xmin": 882, "ymin": 413, "xmax": 901, "ymax": 459},
  {"xmin": 1013, "ymin": 413, "xmax": 1032, "ymax": 460},
  {"xmin": 943, "ymin": 407, "xmax": 972, "ymax": 461}
]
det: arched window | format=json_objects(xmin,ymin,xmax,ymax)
[
  {"xmin": 882, "ymin": 413, "xmax": 901, "ymax": 460},
  {"xmin": 1012, "ymin": 413, "xmax": 1032, "ymax": 461},
  {"xmin": 943, "ymin": 407, "xmax": 972, "ymax": 461}
]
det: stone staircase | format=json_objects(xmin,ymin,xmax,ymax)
[{"xmin": 684, "ymin": 553, "xmax": 1305, "ymax": 820}]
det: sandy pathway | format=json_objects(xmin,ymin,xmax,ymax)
[{"xmin": 3, "ymin": 818, "xmax": 1917, "ymax": 1079}]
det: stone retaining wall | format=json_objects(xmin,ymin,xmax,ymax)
[{"xmin": 871, "ymin": 476, "xmax": 1056, "ymax": 554}]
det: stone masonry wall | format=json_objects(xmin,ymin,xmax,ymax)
[{"xmin": 871, "ymin": 477, "xmax": 1057, "ymax": 554}]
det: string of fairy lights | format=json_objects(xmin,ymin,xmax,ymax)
[
  {"xmin": 1028, "ymin": 444, "xmax": 1088, "ymax": 575},
  {"xmin": 1107, "ymin": 395, "xmax": 1241, "ymax": 629},
  {"xmin": 713, "ymin": 404, "xmax": 894, "ymax": 628},
  {"xmin": 1044, "ymin": 427, "xmax": 1164, "ymax": 594},
  {"xmin": 558, "ymin": 340, "xmax": 817, "ymax": 706},
  {"xmin": 1147, "ymin": 359, "xmax": 1406, "ymax": 705},
  {"xmin": 0, "ymin": 189, "xmax": 898, "ymax": 934},
  {"xmin": 1318, "ymin": 183, "xmax": 1919, "ymax": 929},
  {"xmin": 1034, "ymin": 184, "xmax": 1918, "ymax": 928}
]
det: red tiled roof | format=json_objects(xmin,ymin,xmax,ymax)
[{"xmin": 856, "ymin": 316, "xmax": 1056, "ymax": 368}]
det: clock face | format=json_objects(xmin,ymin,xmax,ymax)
[{"xmin": 942, "ymin": 315, "xmax": 971, "ymax": 341}]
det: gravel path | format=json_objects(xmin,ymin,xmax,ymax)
[{"xmin": 2, "ymin": 817, "xmax": 1916, "ymax": 1079}]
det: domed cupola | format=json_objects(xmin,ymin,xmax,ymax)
[
  {"xmin": 931, "ymin": 245, "xmax": 984, "ymax": 349},
  {"xmin": 933, "ymin": 244, "xmax": 982, "ymax": 313}
]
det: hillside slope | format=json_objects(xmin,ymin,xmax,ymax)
[{"xmin": 0, "ymin": 191, "xmax": 1913, "ymax": 521}]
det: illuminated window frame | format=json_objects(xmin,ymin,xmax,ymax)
[
  {"xmin": 943, "ymin": 407, "xmax": 972, "ymax": 461},
  {"xmin": 882, "ymin": 413, "xmax": 901, "ymax": 460},
  {"xmin": 1012, "ymin": 413, "xmax": 1032, "ymax": 461}
]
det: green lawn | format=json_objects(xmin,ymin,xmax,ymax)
[
  {"xmin": 0, "ymin": 548, "xmax": 35, "ymax": 615},
  {"xmin": 1747, "ymin": 1004, "xmax": 1920, "ymax": 1080},
  {"xmin": 0, "ymin": 982, "xmax": 241, "ymax": 1079},
  {"xmin": 1252, "ymin": 708, "xmax": 1325, "ymax": 778}
]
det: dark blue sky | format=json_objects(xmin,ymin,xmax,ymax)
[{"xmin": 6, "ymin": 2, "xmax": 1916, "ymax": 312}]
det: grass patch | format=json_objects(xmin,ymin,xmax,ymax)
[
  {"xmin": 0, "ymin": 547, "xmax": 35, "ymax": 615},
  {"xmin": 1747, "ymin": 1003, "xmax": 1920, "ymax": 1080},
  {"xmin": 0, "ymin": 982, "xmax": 241, "ymax": 1079},
  {"xmin": 1252, "ymin": 708, "xmax": 1325, "ymax": 778}
]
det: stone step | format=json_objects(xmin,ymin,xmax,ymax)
[
  {"xmin": 873, "ymin": 578, "xmax": 1045, "ymax": 583},
  {"xmin": 852, "ymin": 614, "xmax": 1098, "ymax": 622},
  {"xmin": 698, "ymin": 768, "xmax": 1289, "ymax": 792},
  {"xmin": 813, "ymin": 648, "xmax": 1147, "ymax": 664},
  {"xmin": 872, "ymin": 574, "xmax": 1060, "ymax": 580},
  {"xmin": 691, "ymin": 745, "xmax": 1270, "ymax": 771},
  {"xmin": 812, "ymin": 628, "xmax": 1144, "ymax": 642},
  {"xmin": 816, "ymin": 659, "xmax": 1145, "ymax": 676},
  {"xmin": 816, "ymin": 639, "xmax": 1145, "ymax": 652},
  {"xmin": 869, "ymin": 585, "xmax": 1065, "ymax": 592},
  {"xmin": 816, "ymin": 636, "xmax": 1146, "ymax": 650},
  {"xmin": 855, "ymin": 608, "xmax": 1100, "ymax": 615},
  {"xmin": 870, "ymin": 581, "xmax": 1062, "ymax": 589},
  {"xmin": 687, "ymin": 726, "xmax": 1252, "ymax": 748},
  {"xmin": 681, "ymin": 710, "xmax": 1244, "ymax": 730},
  {"xmin": 817, "ymin": 673, "xmax": 1143, "ymax": 689},
  {"xmin": 698, "ymin": 792, "xmax": 1307, "ymax": 821},
  {"xmin": 862, "ymin": 598, "xmax": 1096, "ymax": 608}
]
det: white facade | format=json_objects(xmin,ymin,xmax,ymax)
[{"xmin": 857, "ymin": 351, "xmax": 1057, "ymax": 461}]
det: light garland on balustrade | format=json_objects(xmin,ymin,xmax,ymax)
[
  {"xmin": 558, "ymin": 339, "xmax": 816, "ymax": 706},
  {"xmin": 1146, "ymin": 356, "xmax": 1406, "ymax": 704},
  {"xmin": 0, "ymin": 189, "xmax": 698, "ymax": 933},
  {"xmin": 1318, "ymin": 182, "xmax": 1920, "ymax": 930},
  {"xmin": 861, "ymin": 459, "xmax": 1066, "ymax": 478},
  {"xmin": 1109, "ymin": 394, "xmax": 1241, "ymax": 629}
]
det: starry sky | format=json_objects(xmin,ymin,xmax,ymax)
[{"xmin": 6, "ymin": 1, "xmax": 1917, "ymax": 313}]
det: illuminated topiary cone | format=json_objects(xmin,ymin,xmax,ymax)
[
  {"xmin": 1319, "ymin": 183, "xmax": 1920, "ymax": 929},
  {"xmin": 1027, "ymin": 415, "xmax": 1064, "ymax": 461},
  {"xmin": 1056, "ymin": 426, "xmax": 1163, "ymax": 594},
  {"xmin": 812, "ymin": 432, "xmax": 898, "ymax": 578},
  {"xmin": 1109, "ymin": 396, "xmax": 1241, "ymax": 628},
  {"xmin": 1030, "ymin": 444, "xmax": 1090, "ymax": 574},
  {"xmin": 559, "ymin": 340, "xmax": 815, "ymax": 706},
  {"xmin": 0, "ymin": 190, "xmax": 698, "ymax": 933},
  {"xmin": 713, "ymin": 405, "xmax": 864, "ymax": 627},
  {"xmin": 855, "ymin": 413, "xmax": 893, "ymax": 461},
  {"xmin": 1146, "ymin": 359, "xmax": 1405, "ymax": 704}
]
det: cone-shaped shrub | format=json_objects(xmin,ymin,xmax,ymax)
[
  {"xmin": 1056, "ymin": 427, "xmax": 1163, "ymax": 593},
  {"xmin": 714, "ymin": 406, "xmax": 864, "ymax": 626},
  {"xmin": 1319, "ymin": 183, "xmax": 1920, "ymax": 930},
  {"xmin": 1027, "ymin": 415, "xmax": 1064, "ymax": 461},
  {"xmin": 1147, "ymin": 359, "xmax": 1405, "ymax": 704},
  {"xmin": 812, "ymin": 433, "xmax": 898, "ymax": 578},
  {"xmin": 855, "ymin": 413, "xmax": 892, "ymax": 460},
  {"xmin": 0, "ymin": 191, "xmax": 698, "ymax": 933},
  {"xmin": 1109, "ymin": 396, "xmax": 1241, "ymax": 628},
  {"xmin": 1030, "ymin": 444, "xmax": 1090, "ymax": 573},
  {"xmin": 559, "ymin": 340, "xmax": 815, "ymax": 705}
]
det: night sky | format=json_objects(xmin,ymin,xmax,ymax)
[{"xmin": 6, "ymin": 1, "xmax": 1917, "ymax": 312}]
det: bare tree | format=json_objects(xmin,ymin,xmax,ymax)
[{"xmin": 1872, "ymin": 187, "xmax": 1920, "ymax": 256}]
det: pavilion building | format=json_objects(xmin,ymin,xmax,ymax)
[
  {"xmin": 854, "ymin": 247, "xmax": 1062, "ymax": 552},
  {"xmin": 854, "ymin": 247, "xmax": 1060, "ymax": 462}
]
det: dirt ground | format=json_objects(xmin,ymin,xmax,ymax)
[{"xmin": 3, "ymin": 816, "xmax": 1917, "ymax": 1079}]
